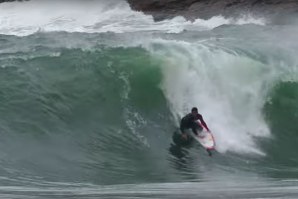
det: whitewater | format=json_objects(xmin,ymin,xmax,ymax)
[{"xmin": 0, "ymin": 0, "xmax": 298, "ymax": 198}]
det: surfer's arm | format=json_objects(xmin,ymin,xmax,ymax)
[{"xmin": 199, "ymin": 115, "xmax": 210, "ymax": 132}]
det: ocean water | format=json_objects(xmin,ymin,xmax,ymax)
[{"xmin": 0, "ymin": 0, "xmax": 298, "ymax": 198}]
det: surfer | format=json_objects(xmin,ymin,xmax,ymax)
[{"xmin": 180, "ymin": 107, "xmax": 210, "ymax": 140}]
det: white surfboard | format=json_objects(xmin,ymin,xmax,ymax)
[{"xmin": 192, "ymin": 125, "xmax": 216, "ymax": 150}]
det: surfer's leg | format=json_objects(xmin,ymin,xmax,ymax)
[
  {"xmin": 191, "ymin": 126, "xmax": 198, "ymax": 135},
  {"xmin": 191, "ymin": 122, "xmax": 202, "ymax": 135},
  {"xmin": 195, "ymin": 122, "xmax": 203, "ymax": 132},
  {"xmin": 180, "ymin": 124, "xmax": 189, "ymax": 140},
  {"xmin": 180, "ymin": 122, "xmax": 189, "ymax": 135}
]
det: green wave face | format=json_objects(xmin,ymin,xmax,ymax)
[
  {"xmin": 263, "ymin": 82, "xmax": 298, "ymax": 175},
  {"xmin": 0, "ymin": 44, "xmax": 174, "ymax": 184}
]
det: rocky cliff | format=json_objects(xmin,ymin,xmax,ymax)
[{"xmin": 127, "ymin": 0, "xmax": 298, "ymax": 22}]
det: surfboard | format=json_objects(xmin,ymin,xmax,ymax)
[{"xmin": 192, "ymin": 124, "xmax": 216, "ymax": 150}]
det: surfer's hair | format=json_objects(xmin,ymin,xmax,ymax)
[{"xmin": 191, "ymin": 107, "xmax": 198, "ymax": 112}]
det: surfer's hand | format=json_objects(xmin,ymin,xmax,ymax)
[{"xmin": 182, "ymin": 134, "xmax": 188, "ymax": 140}]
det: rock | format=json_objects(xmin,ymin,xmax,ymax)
[{"xmin": 127, "ymin": 0, "xmax": 298, "ymax": 22}]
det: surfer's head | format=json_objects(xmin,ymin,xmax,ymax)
[{"xmin": 191, "ymin": 107, "xmax": 198, "ymax": 115}]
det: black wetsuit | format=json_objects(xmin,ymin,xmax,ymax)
[{"xmin": 180, "ymin": 113, "xmax": 203, "ymax": 135}]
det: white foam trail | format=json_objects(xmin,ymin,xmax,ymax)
[
  {"xmin": 0, "ymin": 0, "xmax": 266, "ymax": 36},
  {"xmin": 144, "ymin": 39, "xmax": 276, "ymax": 155}
]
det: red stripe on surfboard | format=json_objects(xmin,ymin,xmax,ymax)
[{"xmin": 197, "ymin": 122, "xmax": 216, "ymax": 150}]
